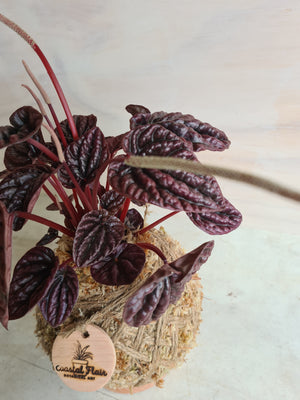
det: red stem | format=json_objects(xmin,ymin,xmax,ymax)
[
  {"xmin": 27, "ymin": 138, "xmax": 59, "ymax": 163},
  {"xmin": 138, "ymin": 211, "xmax": 179, "ymax": 236},
  {"xmin": 42, "ymin": 184, "xmax": 59, "ymax": 207},
  {"xmin": 48, "ymin": 103, "xmax": 68, "ymax": 148},
  {"xmin": 119, "ymin": 198, "xmax": 131, "ymax": 222},
  {"xmin": 15, "ymin": 211, "xmax": 74, "ymax": 237},
  {"xmin": 136, "ymin": 242, "xmax": 167, "ymax": 263},
  {"xmin": 48, "ymin": 176, "xmax": 79, "ymax": 227},
  {"xmin": 62, "ymin": 162, "xmax": 93, "ymax": 211},
  {"xmin": 33, "ymin": 44, "xmax": 79, "ymax": 141}
]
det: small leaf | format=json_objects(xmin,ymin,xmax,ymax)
[
  {"xmin": 39, "ymin": 264, "xmax": 79, "ymax": 327},
  {"xmin": 56, "ymin": 114, "xmax": 97, "ymax": 145},
  {"xmin": 0, "ymin": 201, "xmax": 13, "ymax": 329},
  {"xmin": 0, "ymin": 106, "xmax": 43, "ymax": 149},
  {"xmin": 58, "ymin": 127, "xmax": 109, "ymax": 188},
  {"xmin": 123, "ymin": 264, "xmax": 173, "ymax": 327},
  {"xmin": 0, "ymin": 165, "xmax": 52, "ymax": 230},
  {"xmin": 73, "ymin": 210, "xmax": 124, "ymax": 267},
  {"xmin": 100, "ymin": 190, "xmax": 125, "ymax": 215},
  {"xmin": 169, "ymin": 241, "xmax": 214, "ymax": 304},
  {"xmin": 126, "ymin": 104, "xmax": 151, "ymax": 116},
  {"xmin": 36, "ymin": 227, "xmax": 59, "ymax": 246},
  {"xmin": 105, "ymin": 133, "xmax": 126, "ymax": 155},
  {"xmin": 8, "ymin": 247, "xmax": 58, "ymax": 320},
  {"xmin": 187, "ymin": 198, "xmax": 242, "ymax": 235},
  {"xmin": 124, "ymin": 208, "xmax": 144, "ymax": 231},
  {"xmin": 90, "ymin": 242, "xmax": 145, "ymax": 286}
]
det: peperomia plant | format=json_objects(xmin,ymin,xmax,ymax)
[{"xmin": 0, "ymin": 14, "xmax": 242, "ymax": 330}]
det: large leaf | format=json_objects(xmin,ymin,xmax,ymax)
[
  {"xmin": 123, "ymin": 264, "xmax": 173, "ymax": 327},
  {"xmin": 0, "ymin": 165, "xmax": 52, "ymax": 230},
  {"xmin": 108, "ymin": 155, "xmax": 225, "ymax": 212},
  {"xmin": 8, "ymin": 247, "xmax": 58, "ymax": 320},
  {"xmin": 73, "ymin": 210, "xmax": 124, "ymax": 268},
  {"xmin": 58, "ymin": 126, "xmax": 109, "ymax": 188},
  {"xmin": 56, "ymin": 114, "xmax": 97, "ymax": 145},
  {"xmin": 187, "ymin": 198, "xmax": 242, "ymax": 235},
  {"xmin": 169, "ymin": 241, "xmax": 214, "ymax": 304},
  {"xmin": 39, "ymin": 264, "xmax": 79, "ymax": 327},
  {"xmin": 126, "ymin": 104, "xmax": 230, "ymax": 152},
  {"xmin": 90, "ymin": 242, "xmax": 145, "ymax": 286},
  {"xmin": 0, "ymin": 106, "xmax": 43, "ymax": 149},
  {"xmin": 0, "ymin": 201, "xmax": 13, "ymax": 329}
]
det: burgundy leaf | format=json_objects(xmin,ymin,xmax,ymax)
[
  {"xmin": 122, "ymin": 124, "xmax": 194, "ymax": 157},
  {"xmin": 0, "ymin": 106, "xmax": 43, "ymax": 149},
  {"xmin": 169, "ymin": 241, "xmax": 214, "ymax": 304},
  {"xmin": 123, "ymin": 264, "xmax": 174, "ymax": 327},
  {"xmin": 106, "ymin": 133, "xmax": 126, "ymax": 155},
  {"xmin": 125, "ymin": 104, "xmax": 150, "ymax": 116},
  {"xmin": 108, "ymin": 155, "xmax": 225, "ymax": 213},
  {"xmin": 56, "ymin": 114, "xmax": 97, "ymax": 145},
  {"xmin": 58, "ymin": 126, "xmax": 109, "ymax": 188},
  {"xmin": 124, "ymin": 208, "xmax": 144, "ymax": 231},
  {"xmin": 8, "ymin": 247, "xmax": 58, "ymax": 320},
  {"xmin": 36, "ymin": 227, "xmax": 59, "ymax": 246},
  {"xmin": 39, "ymin": 264, "xmax": 79, "ymax": 327},
  {"xmin": 100, "ymin": 190, "xmax": 125, "ymax": 214},
  {"xmin": 73, "ymin": 210, "xmax": 124, "ymax": 268},
  {"xmin": 46, "ymin": 195, "xmax": 74, "ymax": 212},
  {"xmin": 0, "ymin": 201, "xmax": 13, "ymax": 329},
  {"xmin": 187, "ymin": 198, "xmax": 242, "ymax": 235},
  {"xmin": 90, "ymin": 242, "xmax": 145, "ymax": 286},
  {"xmin": 4, "ymin": 131, "xmax": 44, "ymax": 170},
  {"xmin": 0, "ymin": 165, "xmax": 52, "ymax": 230},
  {"xmin": 126, "ymin": 104, "xmax": 230, "ymax": 152}
]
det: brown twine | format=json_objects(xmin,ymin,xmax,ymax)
[{"xmin": 35, "ymin": 228, "xmax": 203, "ymax": 391}]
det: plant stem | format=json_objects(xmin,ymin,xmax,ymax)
[
  {"xmin": 138, "ymin": 211, "xmax": 179, "ymax": 236},
  {"xmin": 120, "ymin": 198, "xmax": 131, "ymax": 222},
  {"xmin": 136, "ymin": 242, "xmax": 167, "ymax": 263},
  {"xmin": 26, "ymin": 138, "xmax": 59, "ymax": 163},
  {"xmin": 125, "ymin": 155, "xmax": 300, "ymax": 203},
  {"xmin": 62, "ymin": 162, "xmax": 93, "ymax": 211},
  {"xmin": 15, "ymin": 211, "xmax": 74, "ymax": 237}
]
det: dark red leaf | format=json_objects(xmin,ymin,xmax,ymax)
[
  {"xmin": 0, "ymin": 106, "xmax": 43, "ymax": 149},
  {"xmin": 100, "ymin": 190, "xmax": 125, "ymax": 214},
  {"xmin": 126, "ymin": 104, "xmax": 150, "ymax": 116},
  {"xmin": 0, "ymin": 165, "xmax": 52, "ymax": 230},
  {"xmin": 187, "ymin": 198, "xmax": 242, "ymax": 235},
  {"xmin": 8, "ymin": 247, "xmax": 58, "ymax": 320},
  {"xmin": 56, "ymin": 114, "xmax": 97, "ymax": 145},
  {"xmin": 122, "ymin": 124, "xmax": 193, "ymax": 157},
  {"xmin": 58, "ymin": 126, "xmax": 109, "ymax": 188},
  {"xmin": 169, "ymin": 241, "xmax": 214, "ymax": 304},
  {"xmin": 123, "ymin": 264, "xmax": 173, "ymax": 327},
  {"xmin": 39, "ymin": 264, "xmax": 79, "ymax": 327},
  {"xmin": 124, "ymin": 208, "xmax": 144, "ymax": 231},
  {"xmin": 106, "ymin": 133, "xmax": 126, "ymax": 155},
  {"xmin": 36, "ymin": 227, "xmax": 59, "ymax": 246},
  {"xmin": 73, "ymin": 210, "xmax": 124, "ymax": 268},
  {"xmin": 127, "ymin": 104, "xmax": 230, "ymax": 152},
  {"xmin": 108, "ymin": 155, "xmax": 225, "ymax": 212},
  {"xmin": 90, "ymin": 242, "xmax": 145, "ymax": 286},
  {"xmin": 0, "ymin": 201, "xmax": 13, "ymax": 329}
]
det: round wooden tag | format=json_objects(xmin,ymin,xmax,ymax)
[{"xmin": 52, "ymin": 324, "xmax": 116, "ymax": 392}]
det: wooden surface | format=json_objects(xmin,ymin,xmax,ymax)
[{"xmin": 0, "ymin": 1, "xmax": 299, "ymax": 399}]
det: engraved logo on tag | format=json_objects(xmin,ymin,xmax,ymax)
[{"xmin": 52, "ymin": 324, "xmax": 116, "ymax": 392}]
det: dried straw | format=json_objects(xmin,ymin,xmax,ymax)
[{"xmin": 35, "ymin": 227, "xmax": 203, "ymax": 392}]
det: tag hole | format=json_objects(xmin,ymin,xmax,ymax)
[{"xmin": 82, "ymin": 331, "xmax": 89, "ymax": 338}]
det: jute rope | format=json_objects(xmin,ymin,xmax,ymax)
[{"xmin": 35, "ymin": 228, "xmax": 203, "ymax": 391}]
